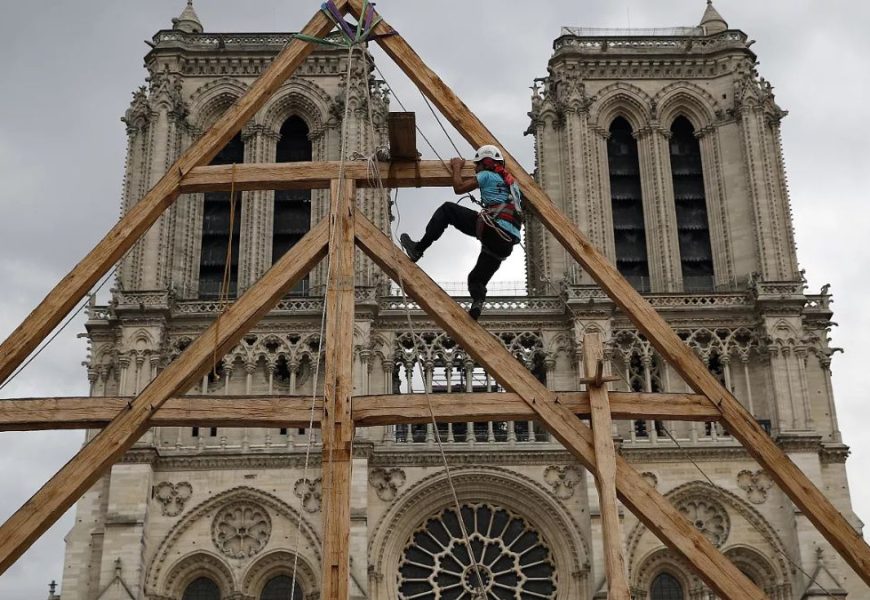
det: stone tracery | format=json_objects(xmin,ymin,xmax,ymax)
[{"xmin": 211, "ymin": 502, "xmax": 272, "ymax": 559}]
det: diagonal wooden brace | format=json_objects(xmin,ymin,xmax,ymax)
[
  {"xmin": 353, "ymin": 212, "xmax": 765, "ymax": 599},
  {"xmin": 349, "ymin": 0, "xmax": 870, "ymax": 584},
  {"xmin": 0, "ymin": 218, "xmax": 330, "ymax": 574},
  {"xmin": 0, "ymin": 0, "xmax": 350, "ymax": 386}
]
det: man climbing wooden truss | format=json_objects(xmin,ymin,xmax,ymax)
[{"xmin": 0, "ymin": 2, "xmax": 867, "ymax": 598}]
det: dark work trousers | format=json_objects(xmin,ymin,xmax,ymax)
[{"xmin": 416, "ymin": 202, "xmax": 517, "ymax": 302}]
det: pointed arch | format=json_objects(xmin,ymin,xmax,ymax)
[
  {"xmin": 146, "ymin": 486, "xmax": 321, "ymax": 594},
  {"xmin": 259, "ymin": 79, "xmax": 333, "ymax": 140},
  {"xmin": 162, "ymin": 551, "xmax": 235, "ymax": 599},
  {"xmin": 626, "ymin": 480, "xmax": 790, "ymax": 580},
  {"xmin": 633, "ymin": 548, "xmax": 698, "ymax": 600},
  {"xmin": 368, "ymin": 466, "xmax": 589, "ymax": 599},
  {"xmin": 189, "ymin": 78, "xmax": 250, "ymax": 132},
  {"xmin": 590, "ymin": 82, "xmax": 654, "ymax": 131},
  {"xmin": 724, "ymin": 545, "xmax": 779, "ymax": 592},
  {"xmin": 241, "ymin": 549, "xmax": 319, "ymax": 598},
  {"xmin": 654, "ymin": 82, "xmax": 720, "ymax": 132}
]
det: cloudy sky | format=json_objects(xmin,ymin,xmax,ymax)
[{"xmin": 1, "ymin": 1, "xmax": 868, "ymax": 597}]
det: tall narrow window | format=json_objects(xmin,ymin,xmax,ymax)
[
  {"xmin": 608, "ymin": 117, "xmax": 650, "ymax": 291},
  {"xmin": 183, "ymin": 577, "xmax": 221, "ymax": 600},
  {"xmin": 650, "ymin": 572, "xmax": 684, "ymax": 600},
  {"xmin": 199, "ymin": 134, "xmax": 244, "ymax": 299},
  {"xmin": 274, "ymin": 116, "xmax": 312, "ymax": 295},
  {"xmin": 670, "ymin": 116, "xmax": 714, "ymax": 291}
]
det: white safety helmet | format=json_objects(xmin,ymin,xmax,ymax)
[{"xmin": 473, "ymin": 144, "xmax": 505, "ymax": 163}]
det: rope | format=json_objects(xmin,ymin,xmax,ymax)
[
  {"xmin": 361, "ymin": 51, "xmax": 490, "ymax": 597},
  {"xmin": 370, "ymin": 62, "xmax": 528, "ymax": 259},
  {"xmin": 211, "ymin": 164, "xmax": 237, "ymax": 379},
  {"xmin": 609, "ymin": 366, "xmax": 840, "ymax": 599},
  {"xmin": 0, "ymin": 266, "xmax": 117, "ymax": 394},
  {"xmin": 287, "ymin": 42, "xmax": 359, "ymax": 600},
  {"xmin": 371, "ymin": 63, "xmax": 453, "ymax": 171}
]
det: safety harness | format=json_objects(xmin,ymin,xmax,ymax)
[
  {"xmin": 476, "ymin": 201, "xmax": 522, "ymax": 241},
  {"xmin": 474, "ymin": 158, "xmax": 523, "ymax": 245}
]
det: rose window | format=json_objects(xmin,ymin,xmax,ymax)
[
  {"xmin": 211, "ymin": 502, "xmax": 272, "ymax": 559},
  {"xmin": 677, "ymin": 497, "xmax": 729, "ymax": 548},
  {"xmin": 399, "ymin": 503, "xmax": 557, "ymax": 599}
]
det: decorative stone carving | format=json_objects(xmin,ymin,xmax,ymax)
[
  {"xmin": 153, "ymin": 481, "xmax": 193, "ymax": 517},
  {"xmin": 398, "ymin": 503, "xmax": 557, "ymax": 599},
  {"xmin": 294, "ymin": 477, "xmax": 323, "ymax": 513},
  {"xmin": 211, "ymin": 502, "xmax": 272, "ymax": 558},
  {"xmin": 677, "ymin": 497, "xmax": 730, "ymax": 548},
  {"xmin": 641, "ymin": 472, "xmax": 659, "ymax": 490},
  {"xmin": 737, "ymin": 469, "xmax": 774, "ymax": 504},
  {"xmin": 369, "ymin": 467, "xmax": 406, "ymax": 501},
  {"xmin": 543, "ymin": 465, "xmax": 582, "ymax": 499}
]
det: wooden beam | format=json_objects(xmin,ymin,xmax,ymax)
[
  {"xmin": 353, "ymin": 1, "xmax": 870, "ymax": 585},
  {"xmin": 584, "ymin": 334, "xmax": 630, "ymax": 599},
  {"xmin": 349, "ymin": 391, "xmax": 718, "ymax": 426},
  {"xmin": 0, "ymin": 396, "xmax": 323, "ymax": 430},
  {"xmin": 387, "ymin": 112, "xmax": 419, "ymax": 160},
  {"xmin": 0, "ymin": 219, "xmax": 329, "ymax": 574},
  {"xmin": 0, "ymin": 1, "xmax": 348, "ymax": 387},
  {"xmin": 320, "ymin": 178, "xmax": 356, "ymax": 600},
  {"xmin": 178, "ymin": 160, "xmax": 476, "ymax": 193},
  {"xmin": 353, "ymin": 212, "xmax": 764, "ymax": 599},
  {"xmin": 0, "ymin": 391, "xmax": 718, "ymax": 431}
]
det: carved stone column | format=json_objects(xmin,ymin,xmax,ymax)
[
  {"xmin": 735, "ymin": 95, "xmax": 798, "ymax": 280},
  {"xmin": 636, "ymin": 125, "xmax": 681, "ymax": 292},
  {"xmin": 696, "ymin": 126, "xmax": 735, "ymax": 288},
  {"xmin": 239, "ymin": 124, "xmax": 281, "ymax": 292}
]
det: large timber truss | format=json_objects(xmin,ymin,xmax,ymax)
[{"xmin": 0, "ymin": 2, "xmax": 867, "ymax": 598}]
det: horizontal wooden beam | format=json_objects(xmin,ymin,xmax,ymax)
[
  {"xmin": 0, "ymin": 391, "xmax": 719, "ymax": 431},
  {"xmin": 178, "ymin": 161, "xmax": 476, "ymax": 193},
  {"xmin": 0, "ymin": 218, "xmax": 330, "ymax": 574},
  {"xmin": 350, "ymin": 391, "xmax": 718, "ymax": 426}
]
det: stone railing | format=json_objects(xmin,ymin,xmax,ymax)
[
  {"xmin": 645, "ymin": 293, "xmax": 750, "ymax": 308},
  {"xmin": 152, "ymin": 30, "xmax": 345, "ymax": 48},
  {"xmin": 392, "ymin": 422, "xmax": 552, "ymax": 445},
  {"xmin": 564, "ymin": 285, "xmax": 751, "ymax": 309},
  {"xmin": 379, "ymin": 296, "xmax": 564, "ymax": 314},
  {"xmin": 174, "ymin": 297, "xmax": 325, "ymax": 316},
  {"xmin": 114, "ymin": 290, "xmax": 173, "ymax": 309},
  {"xmin": 554, "ymin": 29, "xmax": 747, "ymax": 52}
]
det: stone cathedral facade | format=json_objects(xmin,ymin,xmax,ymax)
[{"xmin": 58, "ymin": 3, "xmax": 863, "ymax": 599}]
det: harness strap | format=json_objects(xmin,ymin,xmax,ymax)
[{"xmin": 475, "ymin": 202, "xmax": 521, "ymax": 241}]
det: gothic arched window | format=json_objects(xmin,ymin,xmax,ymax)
[
  {"xmin": 182, "ymin": 577, "xmax": 221, "ymax": 600},
  {"xmin": 260, "ymin": 575, "xmax": 303, "ymax": 600},
  {"xmin": 274, "ymin": 116, "xmax": 312, "ymax": 295},
  {"xmin": 669, "ymin": 116, "xmax": 714, "ymax": 291},
  {"xmin": 399, "ymin": 503, "xmax": 557, "ymax": 599},
  {"xmin": 607, "ymin": 117, "xmax": 649, "ymax": 292},
  {"xmin": 199, "ymin": 133, "xmax": 244, "ymax": 299},
  {"xmin": 650, "ymin": 572, "xmax": 684, "ymax": 600}
]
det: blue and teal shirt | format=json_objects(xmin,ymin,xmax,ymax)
[{"xmin": 476, "ymin": 170, "xmax": 522, "ymax": 240}]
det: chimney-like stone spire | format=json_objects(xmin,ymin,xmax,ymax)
[
  {"xmin": 172, "ymin": 0, "xmax": 203, "ymax": 34},
  {"xmin": 700, "ymin": 0, "xmax": 728, "ymax": 35}
]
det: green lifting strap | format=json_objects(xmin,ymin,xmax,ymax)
[{"xmin": 293, "ymin": 0, "xmax": 396, "ymax": 48}]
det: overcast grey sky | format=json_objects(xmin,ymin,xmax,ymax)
[{"xmin": 1, "ymin": 1, "xmax": 868, "ymax": 597}]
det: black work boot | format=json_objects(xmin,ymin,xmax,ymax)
[
  {"xmin": 400, "ymin": 233, "xmax": 424, "ymax": 262},
  {"xmin": 468, "ymin": 298, "xmax": 484, "ymax": 321}
]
